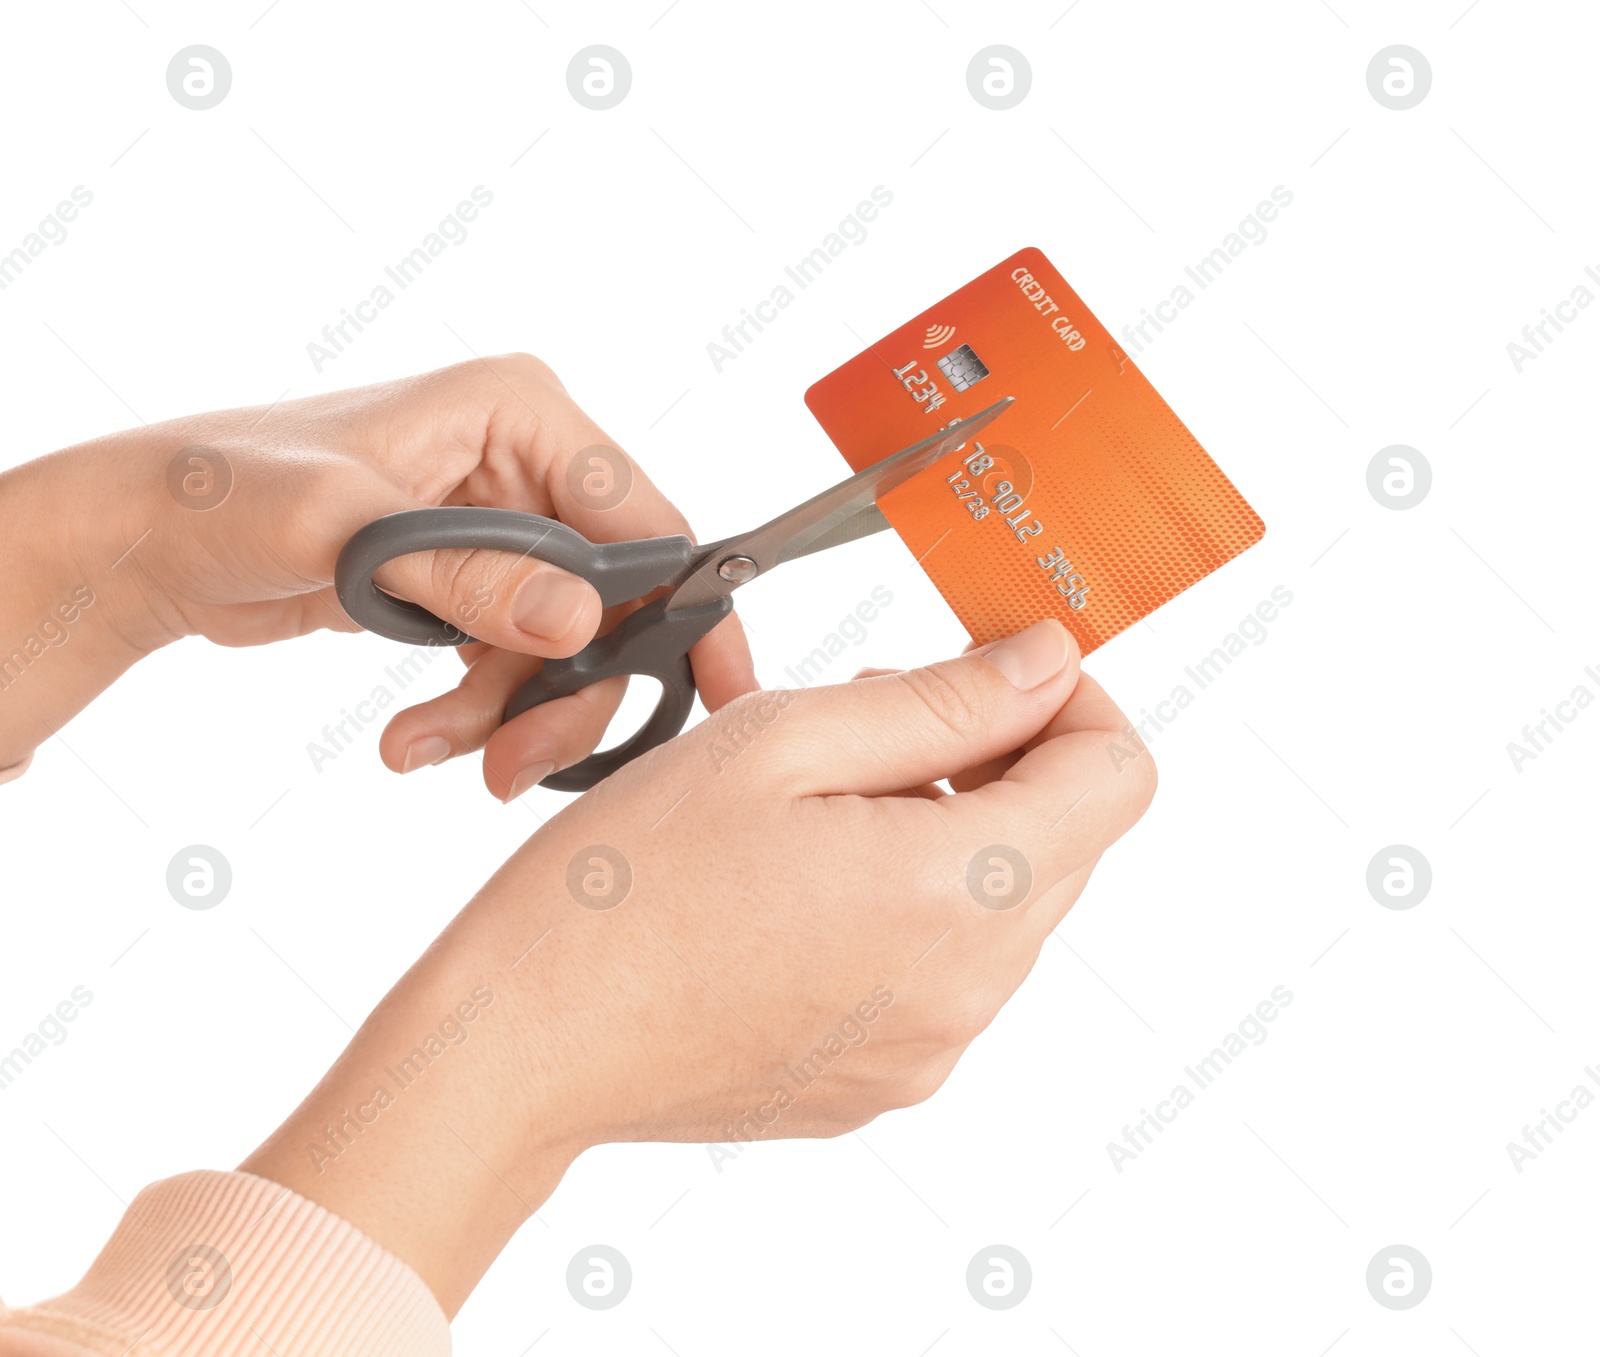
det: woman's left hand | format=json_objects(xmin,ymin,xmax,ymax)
[{"xmin": 0, "ymin": 355, "xmax": 757, "ymax": 798}]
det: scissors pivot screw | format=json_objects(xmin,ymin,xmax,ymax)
[{"xmin": 716, "ymin": 554, "xmax": 759, "ymax": 584}]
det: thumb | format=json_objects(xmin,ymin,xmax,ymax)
[
  {"xmin": 776, "ymin": 619, "xmax": 1081, "ymax": 796},
  {"xmin": 371, "ymin": 543, "xmax": 603, "ymax": 658}
]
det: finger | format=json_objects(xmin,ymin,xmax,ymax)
[
  {"xmin": 372, "ymin": 547, "xmax": 602, "ymax": 658},
  {"xmin": 982, "ymin": 858, "xmax": 1101, "ymax": 1000},
  {"xmin": 467, "ymin": 362, "xmax": 762, "ymax": 712},
  {"xmin": 378, "ymin": 648, "xmax": 541, "ymax": 771},
  {"xmin": 947, "ymin": 666, "xmax": 1123, "ymax": 793},
  {"xmin": 454, "ymin": 355, "xmax": 693, "ymax": 549},
  {"xmin": 538, "ymin": 403, "xmax": 693, "ymax": 546},
  {"xmin": 764, "ymin": 620, "xmax": 1082, "ymax": 797},
  {"xmin": 689, "ymin": 611, "xmax": 759, "ymax": 712},
  {"xmin": 1021, "ymin": 859, "xmax": 1098, "ymax": 942},
  {"xmin": 847, "ymin": 675, "xmax": 963, "ymax": 797},
  {"xmin": 948, "ymin": 751, "xmax": 1021, "ymax": 793},
  {"xmin": 944, "ymin": 672, "xmax": 1157, "ymax": 890},
  {"xmin": 482, "ymin": 676, "xmax": 629, "ymax": 801},
  {"xmin": 378, "ymin": 648, "xmax": 625, "ymax": 782},
  {"xmin": 1031, "ymin": 669, "xmax": 1139, "ymax": 740},
  {"xmin": 201, "ymin": 588, "xmax": 363, "ymax": 645}
]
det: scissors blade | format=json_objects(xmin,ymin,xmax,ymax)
[
  {"xmin": 668, "ymin": 396, "xmax": 1012, "ymax": 610},
  {"xmin": 780, "ymin": 502, "xmax": 891, "ymax": 562}
]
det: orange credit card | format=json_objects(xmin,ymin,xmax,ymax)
[{"xmin": 804, "ymin": 247, "xmax": 1264, "ymax": 653}]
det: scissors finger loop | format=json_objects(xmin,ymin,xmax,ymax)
[
  {"xmin": 334, "ymin": 507, "xmax": 697, "ymax": 646},
  {"xmin": 505, "ymin": 594, "xmax": 733, "ymax": 791}
]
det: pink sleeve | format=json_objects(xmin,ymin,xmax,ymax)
[{"xmin": 0, "ymin": 1170, "xmax": 450, "ymax": 1356}]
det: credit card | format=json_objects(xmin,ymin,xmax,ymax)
[{"xmin": 804, "ymin": 247, "xmax": 1264, "ymax": 653}]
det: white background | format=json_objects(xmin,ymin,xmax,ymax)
[{"xmin": 2, "ymin": 1, "xmax": 1597, "ymax": 1352}]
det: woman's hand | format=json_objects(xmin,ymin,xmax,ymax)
[
  {"xmin": 241, "ymin": 619, "xmax": 1157, "ymax": 1314},
  {"xmin": 0, "ymin": 356, "xmax": 756, "ymax": 797}
]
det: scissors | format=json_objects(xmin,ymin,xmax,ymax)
[{"xmin": 335, "ymin": 396, "xmax": 1013, "ymax": 792}]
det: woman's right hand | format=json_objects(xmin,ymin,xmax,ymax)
[{"xmin": 243, "ymin": 618, "xmax": 1157, "ymax": 1314}]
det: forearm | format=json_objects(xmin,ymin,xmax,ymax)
[
  {"xmin": 239, "ymin": 836, "xmax": 588, "ymax": 1317},
  {"xmin": 0, "ymin": 441, "xmax": 175, "ymax": 770}
]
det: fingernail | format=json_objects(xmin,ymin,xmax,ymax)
[
  {"xmin": 400, "ymin": 735, "xmax": 452, "ymax": 773},
  {"xmin": 513, "ymin": 571, "xmax": 593, "ymax": 642},
  {"xmin": 976, "ymin": 619, "xmax": 1072, "ymax": 690},
  {"xmin": 505, "ymin": 759, "xmax": 557, "ymax": 801},
  {"xmin": 0, "ymin": 752, "xmax": 34, "ymax": 786}
]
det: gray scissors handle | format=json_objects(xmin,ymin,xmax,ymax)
[
  {"xmin": 335, "ymin": 400, "xmax": 1015, "ymax": 792},
  {"xmin": 503, "ymin": 593, "xmax": 731, "ymax": 791},
  {"xmin": 335, "ymin": 507, "xmax": 727, "ymax": 792},
  {"xmin": 335, "ymin": 507, "xmax": 697, "ymax": 646}
]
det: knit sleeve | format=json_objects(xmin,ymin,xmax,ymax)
[{"xmin": 0, "ymin": 1170, "xmax": 449, "ymax": 1356}]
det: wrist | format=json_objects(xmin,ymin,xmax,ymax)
[
  {"xmin": 240, "ymin": 859, "xmax": 591, "ymax": 1316},
  {"xmin": 0, "ymin": 435, "xmax": 180, "ymax": 765}
]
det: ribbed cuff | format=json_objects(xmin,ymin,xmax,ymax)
[{"xmin": 0, "ymin": 1169, "xmax": 450, "ymax": 1356}]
